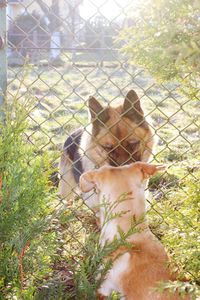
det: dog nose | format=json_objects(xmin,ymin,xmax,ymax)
[
  {"xmin": 108, "ymin": 144, "xmax": 142, "ymax": 166},
  {"xmin": 109, "ymin": 145, "xmax": 130, "ymax": 166}
]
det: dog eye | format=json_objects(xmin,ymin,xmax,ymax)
[{"xmin": 103, "ymin": 144, "xmax": 114, "ymax": 151}]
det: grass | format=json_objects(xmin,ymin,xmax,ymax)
[{"xmin": 6, "ymin": 51, "xmax": 200, "ymax": 299}]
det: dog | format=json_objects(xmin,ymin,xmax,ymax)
[
  {"xmin": 59, "ymin": 90, "xmax": 155, "ymax": 209},
  {"xmin": 80, "ymin": 162, "xmax": 190, "ymax": 300}
]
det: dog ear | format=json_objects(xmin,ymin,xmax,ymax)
[
  {"xmin": 142, "ymin": 163, "xmax": 166, "ymax": 179},
  {"xmin": 123, "ymin": 90, "xmax": 144, "ymax": 124},
  {"xmin": 134, "ymin": 162, "xmax": 166, "ymax": 179},
  {"xmin": 88, "ymin": 97, "xmax": 109, "ymax": 125},
  {"xmin": 79, "ymin": 171, "xmax": 97, "ymax": 192}
]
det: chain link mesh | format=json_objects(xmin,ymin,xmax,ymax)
[{"xmin": 6, "ymin": 0, "xmax": 199, "ymax": 297}]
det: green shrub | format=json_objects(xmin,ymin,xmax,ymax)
[
  {"xmin": 0, "ymin": 95, "xmax": 57, "ymax": 299},
  {"xmin": 120, "ymin": 0, "xmax": 200, "ymax": 98},
  {"xmin": 149, "ymin": 167, "xmax": 200, "ymax": 299}
]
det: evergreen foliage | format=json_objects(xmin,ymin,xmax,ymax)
[
  {"xmin": 149, "ymin": 168, "xmax": 200, "ymax": 299},
  {"xmin": 0, "ymin": 95, "xmax": 56, "ymax": 299},
  {"xmin": 120, "ymin": 0, "xmax": 200, "ymax": 97}
]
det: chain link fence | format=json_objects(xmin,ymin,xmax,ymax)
[{"xmin": 1, "ymin": 0, "xmax": 199, "ymax": 298}]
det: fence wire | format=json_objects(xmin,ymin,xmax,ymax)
[{"xmin": 5, "ymin": 0, "xmax": 200, "ymax": 298}]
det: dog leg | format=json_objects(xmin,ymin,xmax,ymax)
[{"xmin": 58, "ymin": 152, "xmax": 78, "ymax": 201}]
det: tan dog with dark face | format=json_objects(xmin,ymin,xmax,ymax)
[
  {"xmin": 59, "ymin": 90, "xmax": 155, "ymax": 209},
  {"xmin": 80, "ymin": 163, "xmax": 190, "ymax": 300}
]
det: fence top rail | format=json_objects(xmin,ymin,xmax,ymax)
[{"xmin": 8, "ymin": 46, "xmax": 120, "ymax": 51}]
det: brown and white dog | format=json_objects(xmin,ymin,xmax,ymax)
[
  {"xmin": 59, "ymin": 90, "xmax": 155, "ymax": 209},
  {"xmin": 80, "ymin": 163, "xmax": 190, "ymax": 300}
]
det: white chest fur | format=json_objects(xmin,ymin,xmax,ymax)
[{"xmin": 98, "ymin": 252, "xmax": 130, "ymax": 298}]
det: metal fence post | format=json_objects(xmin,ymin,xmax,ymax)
[{"xmin": 0, "ymin": 0, "xmax": 7, "ymax": 107}]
